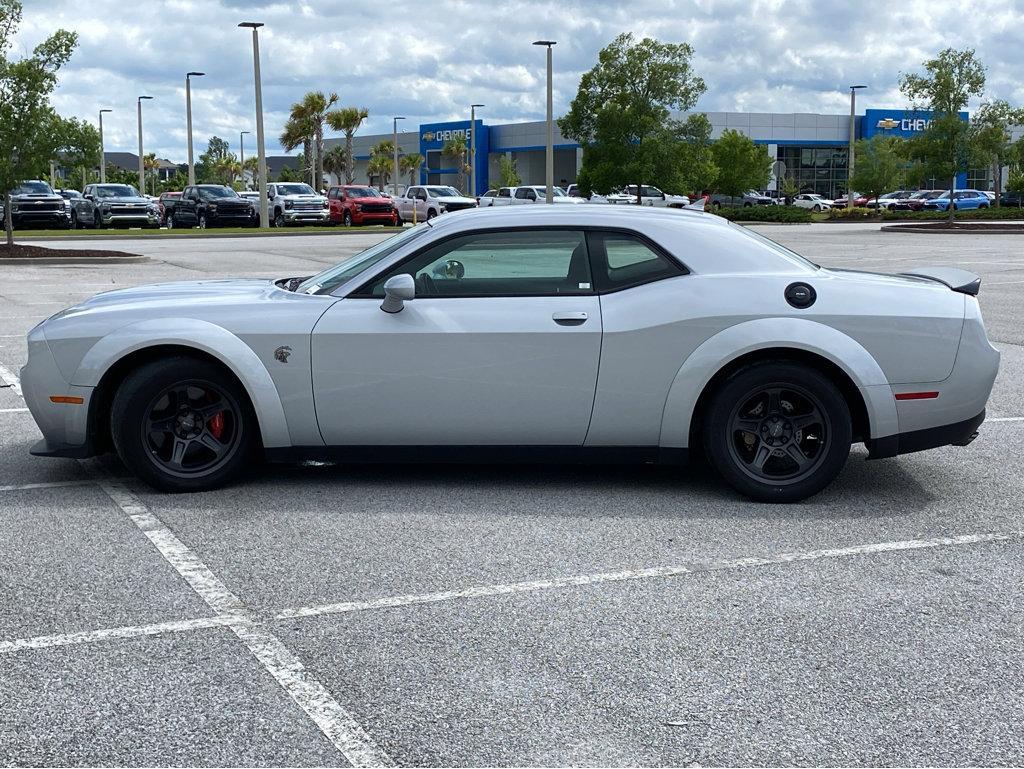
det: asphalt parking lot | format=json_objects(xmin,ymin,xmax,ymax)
[{"xmin": 1, "ymin": 222, "xmax": 1023, "ymax": 766}]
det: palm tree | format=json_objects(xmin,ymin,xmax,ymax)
[
  {"xmin": 442, "ymin": 137, "xmax": 470, "ymax": 193},
  {"xmin": 326, "ymin": 106, "xmax": 369, "ymax": 184},
  {"xmin": 367, "ymin": 141, "xmax": 396, "ymax": 189},
  {"xmin": 143, "ymin": 153, "xmax": 160, "ymax": 196},
  {"xmin": 323, "ymin": 146, "xmax": 346, "ymax": 186},
  {"xmin": 214, "ymin": 154, "xmax": 241, "ymax": 187},
  {"xmin": 242, "ymin": 156, "xmax": 259, "ymax": 189},
  {"xmin": 281, "ymin": 91, "xmax": 339, "ymax": 189},
  {"xmin": 279, "ymin": 115, "xmax": 314, "ymax": 186},
  {"xmin": 400, "ymin": 152, "xmax": 423, "ymax": 187}
]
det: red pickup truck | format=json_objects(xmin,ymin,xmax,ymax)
[{"xmin": 327, "ymin": 185, "xmax": 398, "ymax": 226}]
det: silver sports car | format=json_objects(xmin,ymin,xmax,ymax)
[{"xmin": 22, "ymin": 206, "xmax": 999, "ymax": 501}]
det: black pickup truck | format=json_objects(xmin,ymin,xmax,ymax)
[{"xmin": 169, "ymin": 185, "xmax": 256, "ymax": 228}]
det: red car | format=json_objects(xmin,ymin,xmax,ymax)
[
  {"xmin": 832, "ymin": 192, "xmax": 870, "ymax": 207},
  {"xmin": 327, "ymin": 185, "xmax": 398, "ymax": 226}
]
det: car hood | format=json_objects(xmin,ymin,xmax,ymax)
[
  {"xmin": 279, "ymin": 194, "xmax": 326, "ymax": 202},
  {"xmin": 434, "ymin": 195, "xmax": 477, "ymax": 204},
  {"xmin": 95, "ymin": 195, "xmax": 152, "ymax": 205},
  {"xmin": 12, "ymin": 193, "xmax": 64, "ymax": 202},
  {"xmin": 348, "ymin": 196, "xmax": 392, "ymax": 204}
]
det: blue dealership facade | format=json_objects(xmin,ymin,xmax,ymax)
[{"xmin": 323, "ymin": 107, "xmax": 1017, "ymax": 198}]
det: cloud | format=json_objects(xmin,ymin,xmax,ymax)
[{"xmin": 10, "ymin": 0, "xmax": 1024, "ymax": 162}]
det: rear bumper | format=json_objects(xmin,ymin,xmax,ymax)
[{"xmin": 867, "ymin": 409, "xmax": 985, "ymax": 459}]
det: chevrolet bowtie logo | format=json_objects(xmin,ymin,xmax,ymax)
[
  {"xmin": 876, "ymin": 118, "xmax": 900, "ymax": 129},
  {"xmin": 421, "ymin": 131, "xmax": 435, "ymax": 142}
]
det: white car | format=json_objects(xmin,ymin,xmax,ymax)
[
  {"xmin": 22, "ymin": 206, "xmax": 998, "ymax": 501},
  {"xmin": 486, "ymin": 186, "xmax": 586, "ymax": 205},
  {"xmin": 394, "ymin": 185, "xmax": 478, "ymax": 222},
  {"xmin": 792, "ymin": 193, "xmax": 834, "ymax": 212}
]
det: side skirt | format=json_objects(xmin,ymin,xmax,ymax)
[{"xmin": 265, "ymin": 445, "xmax": 690, "ymax": 466}]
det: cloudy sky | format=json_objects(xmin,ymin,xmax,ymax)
[{"xmin": 8, "ymin": 0, "xmax": 1024, "ymax": 162}]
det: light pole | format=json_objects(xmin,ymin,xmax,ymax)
[
  {"xmin": 533, "ymin": 40, "xmax": 556, "ymax": 203},
  {"xmin": 847, "ymin": 84, "xmax": 866, "ymax": 209},
  {"xmin": 240, "ymin": 130, "xmax": 250, "ymax": 189},
  {"xmin": 186, "ymin": 71, "xmax": 205, "ymax": 186},
  {"xmin": 137, "ymin": 95, "xmax": 153, "ymax": 194},
  {"xmin": 392, "ymin": 116, "xmax": 405, "ymax": 195},
  {"xmin": 469, "ymin": 104, "xmax": 484, "ymax": 197},
  {"xmin": 240, "ymin": 21, "xmax": 268, "ymax": 227},
  {"xmin": 98, "ymin": 109, "xmax": 112, "ymax": 184}
]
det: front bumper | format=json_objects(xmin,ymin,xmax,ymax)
[
  {"xmin": 353, "ymin": 211, "xmax": 397, "ymax": 224},
  {"xmin": 100, "ymin": 211, "xmax": 160, "ymax": 226},
  {"xmin": 21, "ymin": 325, "xmax": 96, "ymax": 458},
  {"xmin": 283, "ymin": 209, "xmax": 331, "ymax": 224},
  {"xmin": 12, "ymin": 211, "xmax": 70, "ymax": 226}
]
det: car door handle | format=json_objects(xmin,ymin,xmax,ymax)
[{"xmin": 552, "ymin": 311, "xmax": 588, "ymax": 326}]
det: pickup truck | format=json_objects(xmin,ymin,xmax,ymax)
[
  {"xmin": 2, "ymin": 180, "xmax": 71, "ymax": 229},
  {"xmin": 485, "ymin": 186, "xmax": 586, "ymax": 205},
  {"xmin": 169, "ymin": 185, "xmax": 256, "ymax": 228},
  {"xmin": 394, "ymin": 185, "xmax": 477, "ymax": 222},
  {"xmin": 266, "ymin": 182, "xmax": 330, "ymax": 227},
  {"xmin": 708, "ymin": 190, "xmax": 775, "ymax": 209},
  {"xmin": 83, "ymin": 183, "xmax": 160, "ymax": 228},
  {"xmin": 327, "ymin": 185, "xmax": 398, "ymax": 226}
]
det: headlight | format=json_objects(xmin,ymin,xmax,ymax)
[
  {"xmin": 208, "ymin": 204, "xmax": 217, "ymax": 212},
  {"xmin": 322, "ymin": 200, "xmax": 329, "ymax": 209},
  {"xmin": 285, "ymin": 201, "xmax": 293, "ymax": 210},
  {"xmin": 438, "ymin": 203, "xmax": 447, "ymax": 212},
  {"xmin": 148, "ymin": 204, "xmax": 159, "ymax": 213},
  {"xmin": 11, "ymin": 204, "xmax": 18, "ymax": 212},
  {"xmin": 353, "ymin": 204, "xmax": 361, "ymax": 212}
]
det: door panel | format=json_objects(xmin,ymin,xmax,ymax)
[{"xmin": 312, "ymin": 296, "xmax": 602, "ymax": 445}]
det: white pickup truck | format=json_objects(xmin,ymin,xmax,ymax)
[
  {"xmin": 605, "ymin": 184, "xmax": 690, "ymax": 208},
  {"xmin": 266, "ymin": 182, "xmax": 330, "ymax": 227},
  {"xmin": 394, "ymin": 185, "xmax": 478, "ymax": 222},
  {"xmin": 481, "ymin": 186, "xmax": 586, "ymax": 206}
]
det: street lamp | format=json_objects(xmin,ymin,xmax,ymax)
[
  {"xmin": 240, "ymin": 130, "xmax": 251, "ymax": 189},
  {"xmin": 392, "ymin": 116, "xmax": 405, "ymax": 196},
  {"xmin": 533, "ymin": 40, "xmax": 556, "ymax": 203},
  {"xmin": 240, "ymin": 21, "xmax": 268, "ymax": 227},
  {"xmin": 469, "ymin": 104, "xmax": 484, "ymax": 197},
  {"xmin": 186, "ymin": 72, "xmax": 205, "ymax": 186},
  {"xmin": 847, "ymin": 84, "xmax": 867, "ymax": 209},
  {"xmin": 98, "ymin": 109, "xmax": 112, "ymax": 184},
  {"xmin": 137, "ymin": 95, "xmax": 153, "ymax": 194}
]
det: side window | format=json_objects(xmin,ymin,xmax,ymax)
[
  {"xmin": 268, "ymin": 185, "xmax": 276, "ymax": 198},
  {"xmin": 586, "ymin": 231, "xmax": 685, "ymax": 292},
  {"xmin": 327, "ymin": 188, "xmax": 338, "ymax": 200},
  {"xmin": 642, "ymin": 186, "xmax": 661, "ymax": 198},
  {"xmin": 357, "ymin": 229, "xmax": 592, "ymax": 298},
  {"xmin": 514, "ymin": 188, "xmax": 530, "ymax": 199},
  {"xmin": 498, "ymin": 188, "xmax": 511, "ymax": 198}
]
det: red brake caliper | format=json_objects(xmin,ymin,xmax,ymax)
[{"xmin": 209, "ymin": 412, "xmax": 225, "ymax": 440}]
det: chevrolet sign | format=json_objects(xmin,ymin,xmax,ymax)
[
  {"xmin": 876, "ymin": 116, "xmax": 932, "ymax": 132},
  {"xmin": 876, "ymin": 117, "xmax": 900, "ymax": 130}
]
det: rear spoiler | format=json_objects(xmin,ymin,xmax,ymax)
[{"xmin": 899, "ymin": 267, "xmax": 982, "ymax": 296}]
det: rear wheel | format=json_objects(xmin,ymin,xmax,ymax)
[
  {"xmin": 110, "ymin": 357, "xmax": 258, "ymax": 492},
  {"xmin": 702, "ymin": 362, "xmax": 852, "ymax": 502}
]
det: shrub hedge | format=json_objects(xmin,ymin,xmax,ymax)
[
  {"xmin": 715, "ymin": 205, "xmax": 812, "ymax": 223},
  {"xmin": 827, "ymin": 206, "xmax": 1024, "ymax": 221}
]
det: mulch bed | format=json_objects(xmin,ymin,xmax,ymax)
[
  {"xmin": 881, "ymin": 222, "xmax": 1024, "ymax": 233},
  {"xmin": 0, "ymin": 243, "xmax": 141, "ymax": 259}
]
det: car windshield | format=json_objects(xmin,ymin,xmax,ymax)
[
  {"xmin": 297, "ymin": 226, "xmax": 431, "ymax": 295},
  {"xmin": 95, "ymin": 185, "xmax": 140, "ymax": 198},
  {"xmin": 61, "ymin": 191, "xmax": 82, "ymax": 199},
  {"xmin": 277, "ymin": 183, "xmax": 316, "ymax": 196},
  {"xmin": 12, "ymin": 181, "xmax": 54, "ymax": 195},
  {"xmin": 346, "ymin": 187, "xmax": 379, "ymax": 198},
  {"xmin": 199, "ymin": 186, "xmax": 239, "ymax": 199},
  {"xmin": 425, "ymin": 186, "xmax": 461, "ymax": 198}
]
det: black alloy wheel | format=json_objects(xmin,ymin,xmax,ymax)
[{"xmin": 703, "ymin": 362, "xmax": 851, "ymax": 502}]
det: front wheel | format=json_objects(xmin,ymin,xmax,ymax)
[
  {"xmin": 702, "ymin": 362, "xmax": 852, "ymax": 502},
  {"xmin": 812, "ymin": 204, "xmax": 821, "ymax": 212},
  {"xmin": 343, "ymin": 210, "xmax": 352, "ymax": 227},
  {"xmin": 274, "ymin": 211, "xmax": 285, "ymax": 228},
  {"xmin": 198, "ymin": 213, "xmax": 207, "ymax": 229},
  {"xmin": 110, "ymin": 357, "xmax": 258, "ymax": 492}
]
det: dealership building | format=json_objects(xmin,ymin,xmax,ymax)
[{"xmin": 324, "ymin": 107, "xmax": 1023, "ymax": 198}]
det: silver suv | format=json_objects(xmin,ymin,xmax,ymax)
[{"xmin": 266, "ymin": 182, "xmax": 330, "ymax": 227}]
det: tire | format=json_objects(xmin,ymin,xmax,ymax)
[
  {"xmin": 274, "ymin": 210, "xmax": 285, "ymax": 228},
  {"xmin": 951, "ymin": 203, "xmax": 958, "ymax": 211},
  {"xmin": 979, "ymin": 203, "xmax": 988, "ymax": 209},
  {"xmin": 702, "ymin": 362, "xmax": 852, "ymax": 502},
  {"xmin": 198, "ymin": 212, "xmax": 207, "ymax": 229},
  {"xmin": 426, "ymin": 208, "xmax": 437, "ymax": 220},
  {"xmin": 394, "ymin": 211, "xmax": 403, "ymax": 226},
  {"xmin": 813, "ymin": 204, "xmax": 821, "ymax": 212},
  {"xmin": 70, "ymin": 210, "xmax": 79, "ymax": 229},
  {"xmin": 713, "ymin": 201, "xmax": 723, "ymax": 210},
  {"xmin": 743, "ymin": 201, "xmax": 752, "ymax": 207},
  {"xmin": 110, "ymin": 357, "xmax": 258, "ymax": 492},
  {"xmin": 166, "ymin": 212, "xmax": 175, "ymax": 229},
  {"xmin": 343, "ymin": 210, "xmax": 352, "ymax": 227}
]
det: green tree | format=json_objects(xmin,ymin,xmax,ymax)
[
  {"xmin": 58, "ymin": 116, "xmax": 100, "ymax": 190},
  {"xmin": 498, "ymin": 155, "xmax": 521, "ymax": 188},
  {"xmin": 710, "ymin": 129, "xmax": 772, "ymax": 200},
  {"xmin": 196, "ymin": 136, "xmax": 230, "ymax": 183},
  {"xmin": 103, "ymin": 163, "xmax": 140, "ymax": 187},
  {"xmin": 442, "ymin": 136, "xmax": 469, "ymax": 193},
  {"xmin": 780, "ymin": 175, "xmax": 799, "ymax": 204},
  {"xmin": 400, "ymin": 152, "xmax": 423, "ymax": 187},
  {"xmin": 850, "ymin": 135, "xmax": 907, "ymax": 211},
  {"xmin": 0, "ymin": 0, "xmax": 78, "ymax": 245},
  {"xmin": 559, "ymin": 32, "xmax": 706, "ymax": 203},
  {"xmin": 367, "ymin": 140, "xmax": 396, "ymax": 189},
  {"xmin": 900, "ymin": 48, "xmax": 986, "ymax": 221},
  {"xmin": 971, "ymin": 99, "xmax": 1024, "ymax": 206},
  {"xmin": 279, "ymin": 115, "xmax": 313, "ymax": 184},
  {"xmin": 325, "ymin": 106, "xmax": 369, "ymax": 184},
  {"xmin": 281, "ymin": 91, "xmax": 338, "ymax": 190},
  {"xmin": 323, "ymin": 145, "xmax": 346, "ymax": 185}
]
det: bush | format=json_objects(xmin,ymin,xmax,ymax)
[
  {"xmin": 881, "ymin": 207, "xmax": 1024, "ymax": 221},
  {"xmin": 715, "ymin": 205, "xmax": 812, "ymax": 223},
  {"xmin": 827, "ymin": 206, "xmax": 878, "ymax": 220}
]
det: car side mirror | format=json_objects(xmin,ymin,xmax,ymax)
[{"xmin": 381, "ymin": 273, "xmax": 415, "ymax": 313}]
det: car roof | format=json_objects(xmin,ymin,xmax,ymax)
[{"xmin": 426, "ymin": 201, "xmax": 722, "ymax": 231}]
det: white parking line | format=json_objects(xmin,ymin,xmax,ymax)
[
  {"xmin": 0, "ymin": 361, "xmax": 22, "ymax": 396},
  {"xmin": 274, "ymin": 530, "xmax": 1024, "ymax": 622},
  {"xmin": 0, "ymin": 479, "xmax": 106, "ymax": 493},
  {"xmin": 0, "ymin": 616, "xmax": 232, "ymax": 655},
  {"xmin": 95, "ymin": 480, "xmax": 395, "ymax": 768},
  {"xmin": 990, "ymin": 416, "xmax": 1024, "ymax": 422}
]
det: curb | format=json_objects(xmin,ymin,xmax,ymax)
[
  {"xmin": 881, "ymin": 224, "xmax": 1024, "ymax": 234},
  {"xmin": 0, "ymin": 255, "xmax": 150, "ymax": 265},
  {"xmin": 14, "ymin": 227, "xmax": 405, "ymax": 242}
]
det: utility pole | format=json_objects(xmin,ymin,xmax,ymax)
[
  {"xmin": 240, "ymin": 22, "xmax": 268, "ymax": 227},
  {"xmin": 847, "ymin": 84, "xmax": 866, "ymax": 209},
  {"xmin": 137, "ymin": 95, "xmax": 153, "ymax": 194},
  {"xmin": 470, "ymin": 104, "xmax": 484, "ymax": 197},
  {"xmin": 186, "ymin": 72, "xmax": 205, "ymax": 186},
  {"xmin": 533, "ymin": 40, "xmax": 557, "ymax": 203},
  {"xmin": 98, "ymin": 109, "xmax": 112, "ymax": 184},
  {"xmin": 392, "ymin": 116, "xmax": 405, "ymax": 196},
  {"xmin": 240, "ymin": 130, "xmax": 250, "ymax": 189}
]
